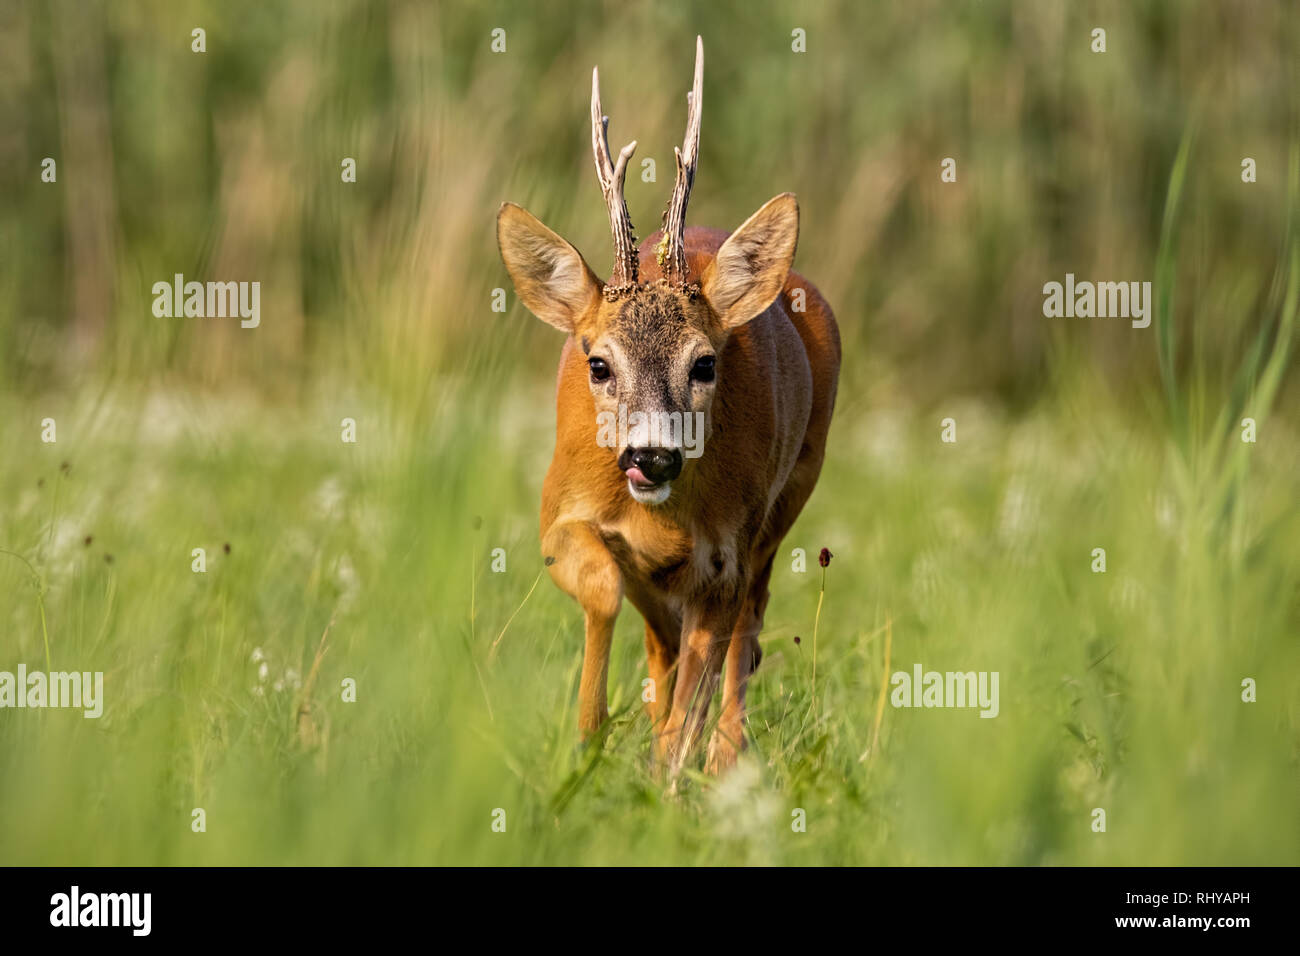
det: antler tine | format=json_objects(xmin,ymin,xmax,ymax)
[
  {"xmin": 591, "ymin": 66, "xmax": 639, "ymax": 296},
  {"xmin": 658, "ymin": 35, "xmax": 703, "ymax": 290}
]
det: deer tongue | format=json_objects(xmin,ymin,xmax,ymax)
[{"xmin": 625, "ymin": 466, "xmax": 655, "ymax": 488}]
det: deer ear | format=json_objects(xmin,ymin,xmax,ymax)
[
  {"xmin": 497, "ymin": 203, "xmax": 602, "ymax": 332},
  {"xmin": 700, "ymin": 193, "xmax": 799, "ymax": 330}
]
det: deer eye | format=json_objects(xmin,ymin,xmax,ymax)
[
  {"xmin": 689, "ymin": 355, "xmax": 716, "ymax": 383},
  {"xmin": 588, "ymin": 357, "xmax": 611, "ymax": 382}
]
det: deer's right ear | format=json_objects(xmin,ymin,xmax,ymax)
[{"xmin": 497, "ymin": 203, "xmax": 602, "ymax": 333}]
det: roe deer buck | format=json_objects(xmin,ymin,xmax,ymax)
[{"xmin": 497, "ymin": 37, "xmax": 840, "ymax": 774}]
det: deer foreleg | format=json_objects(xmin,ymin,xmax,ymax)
[{"xmin": 543, "ymin": 521, "xmax": 623, "ymax": 740}]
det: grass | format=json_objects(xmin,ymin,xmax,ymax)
[{"xmin": 1, "ymin": 345, "xmax": 1296, "ymax": 864}]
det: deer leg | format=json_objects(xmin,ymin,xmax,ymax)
[
  {"xmin": 643, "ymin": 620, "xmax": 679, "ymax": 731},
  {"xmin": 542, "ymin": 521, "xmax": 622, "ymax": 740},
  {"xmin": 624, "ymin": 586, "xmax": 681, "ymax": 734},
  {"xmin": 657, "ymin": 602, "xmax": 739, "ymax": 773},
  {"xmin": 705, "ymin": 610, "xmax": 762, "ymax": 773},
  {"xmin": 707, "ymin": 559, "xmax": 773, "ymax": 773}
]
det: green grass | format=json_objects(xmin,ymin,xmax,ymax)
[{"xmin": 1, "ymin": 354, "xmax": 1296, "ymax": 865}]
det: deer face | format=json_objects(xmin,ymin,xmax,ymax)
[
  {"xmin": 497, "ymin": 194, "xmax": 799, "ymax": 505},
  {"xmin": 581, "ymin": 285, "xmax": 718, "ymax": 503},
  {"xmin": 497, "ymin": 36, "xmax": 798, "ymax": 505}
]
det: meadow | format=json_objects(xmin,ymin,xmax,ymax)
[{"xmin": 0, "ymin": 0, "xmax": 1297, "ymax": 865}]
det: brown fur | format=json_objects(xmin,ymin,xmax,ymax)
[{"xmin": 537, "ymin": 225, "xmax": 840, "ymax": 772}]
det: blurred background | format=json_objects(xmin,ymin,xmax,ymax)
[
  {"xmin": 0, "ymin": 0, "xmax": 1296, "ymax": 865},
  {"xmin": 1, "ymin": 0, "xmax": 1295, "ymax": 404}
]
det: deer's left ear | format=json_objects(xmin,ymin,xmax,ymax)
[
  {"xmin": 497, "ymin": 202, "xmax": 603, "ymax": 333},
  {"xmin": 700, "ymin": 193, "xmax": 799, "ymax": 330}
]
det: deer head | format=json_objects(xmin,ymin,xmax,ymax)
[{"xmin": 498, "ymin": 37, "xmax": 799, "ymax": 505}]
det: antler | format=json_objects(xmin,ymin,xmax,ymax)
[
  {"xmin": 591, "ymin": 66, "xmax": 639, "ymax": 297},
  {"xmin": 657, "ymin": 35, "xmax": 703, "ymax": 290}
]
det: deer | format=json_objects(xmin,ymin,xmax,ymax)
[{"xmin": 496, "ymin": 37, "xmax": 840, "ymax": 775}]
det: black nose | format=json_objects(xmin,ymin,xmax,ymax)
[{"xmin": 617, "ymin": 446, "xmax": 683, "ymax": 484}]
